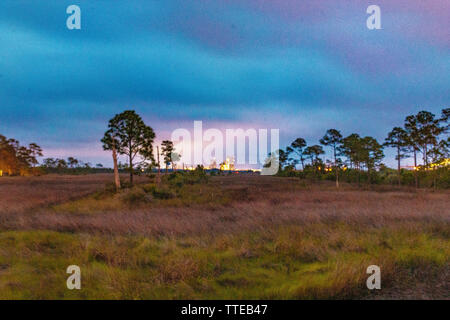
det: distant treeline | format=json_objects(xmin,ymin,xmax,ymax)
[
  {"xmin": 1, "ymin": 108, "xmax": 448, "ymax": 188},
  {"xmin": 40, "ymin": 157, "xmax": 110, "ymax": 175},
  {"xmin": 272, "ymin": 108, "xmax": 449, "ymax": 188},
  {"xmin": 0, "ymin": 135, "xmax": 42, "ymax": 176}
]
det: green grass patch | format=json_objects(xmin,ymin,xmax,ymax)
[{"xmin": 0, "ymin": 222, "xmax": 447, "ymax": 299}]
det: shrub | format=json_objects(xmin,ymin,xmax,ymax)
[
  {"xmin": 277, "ymin": 166, "xmax": 297, "ymax": 177},
  {"xmin": 119, "ymin": 179, "xmax": 133, "ymax": 189},
  {"xmin": 167, "ymin": 167, "xmax": 208, "ymax": 188},
  {"xmin": 121, "ymin": 188, "xmax": 147, "ymax": 204},
  {"xmin": 104, "ymin": 182, "xmax": 119, "ymax": 193},
  {"xmin": 142, "ymin": 184, "xmax": 175, "ymax": 199},
  {"xmin": 151, "ymin": 187, "xmax": 175, "ymax": 199}
]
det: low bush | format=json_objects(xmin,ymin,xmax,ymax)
[
  {"xmin": 142, "ymin": 184, "xmax": 175, "ymax": 199},
  {"xmin": 166, "ymin": 166, "xmax": 208, "ymax": 188},
  {"xmin": 121, "ymin": 188, "xmax": 148, "ymax": 204}
]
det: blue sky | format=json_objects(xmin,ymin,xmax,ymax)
[{"xmin": 1, "ymin": 1, "xmax": 449, "ymax": 167}]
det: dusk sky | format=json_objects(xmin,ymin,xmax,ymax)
[{"xmin": 1, "ymin": 1, "xmax": 449, "ymax": 167}]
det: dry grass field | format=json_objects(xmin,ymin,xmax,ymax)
[
  {"xmin": 0, "ymin": 174, "xmax": 448, "ymax": 299},
  {"xmin": 0, "ymin": 174, "xmax": 148, "ymax": 214}
]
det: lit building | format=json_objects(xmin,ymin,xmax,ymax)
[{"xmin": 220, "ymin": 157, "xmax": 235, "ymax": 171}]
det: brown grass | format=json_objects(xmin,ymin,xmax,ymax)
[
  {"xmin": 0, "ymin": 174, "xmax": 149, "ymax": 214},
  {"xmin": 0, "ymin": 174, "xmax": 448, "ymax": 299},
  {"xmin": 1, "ymin": 175, "xmax": 448, "ymax": 238}
]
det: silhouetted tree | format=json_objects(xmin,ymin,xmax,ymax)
[
  {"xmin": 304, "ymin": 145, "xmax": 325, "ymax": 168},
  {"xmin": 414, "ymin": 111, "xmax": 440, "ymax": 166},
  {"xmin": 360, "ymin": 136, "xmax": 384, "ymax": 185},
  {"xmin": 43, "ymin": 158, "xmax": 57, "ymax": 168},
  {"xmin": 404, "ymin": 115, "xmax": 421, "ymax": 187},
  {"xmin": 340, "ymin": 133, "xmax": 362, "ymax": 170},
  {"xmin": 384, "ymin": 127, "xmax": 408, "ymax": 185},
  {"xmin": 440, "ymin": 108, "xmax": 449, "ymax": 133},
  {"xmin": 340, "ymin": 134, "xmax": 384, "ymax": 186},
  {"xmin": 0, "ymin": 135, "xmax": 43, "ymax": 175},
  {"xmin": 57, "ymin": 159, "xmax": 68, "ymax": 169},
  {"xmin": 285, "ymin": 146, "xmax": 299, "ymax": 169},
  {"xmin": 161, "ymin": 140, "xmax": 174, "ymax": 173},
  {"xmin": 0, "ymin": 135, "xmax": 17, "ymax": 175},
  {"xmin": 289, "ymin": 138, "xmax": 307, "ymax": 170},
  {"xmin": 102, "ymin": 110, "xmax": 155, "ymax": 186},
  {"xmin": 67, "ymin": 157, "xmax": 79, "ymax": 168},
  {"xmin": 27, "ymin": 143, "xmax": 43, "ymax": 167},
  {"xmin": 320, "ymin": 129, "xmax": 342, "ymax": 187}
]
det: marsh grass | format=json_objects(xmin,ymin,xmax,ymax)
[
  {"xmin": 50, "ymin": 179, "xmax": 246, "ymax": 214},
  {"xmin": 0, "ymin": 223, "xmax": 447, "ymax": 299},
  {"xmin": 0, "ymin": 174, "xmax": 448, "ymax": 299},
  {"xmin": 0, "ymin": 174, "xmax": 149, "ymax": 214}
]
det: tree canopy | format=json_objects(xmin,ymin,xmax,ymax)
[
  {"xmin": 0, "ymin": 135, "xmax": 42, "ymax": 176},
  {"xmin": 102, "ymin": 110, "xmax": 155, "ymax": 185},
  {"xmin": 161, "ymin": 140, "xmax": 174, "ymax": 172}
]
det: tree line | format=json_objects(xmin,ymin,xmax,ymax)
[
  {"xmin": 0, "ymin": 134, "xmax": 108, "ymax": 176},
  {"xmin": 0, "ymin": 135, "xmax": 42, "ymax": 176},
  {"xmin": 101, "ymin": 108, "xmax": 448, "ymax": 191},
  {"xmin": 275, "ymin": 108, "xmax": 449, "ymax": 188},
  {"xmin": 1, "ymin": 108, "xmax": 448, "ymax": 189},
  {"xmin": 41, "ymin": 157, "xmax": 106, "ymax": 173}
]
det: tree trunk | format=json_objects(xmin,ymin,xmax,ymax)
[
  {"xmin": 357, "ymin": 164, "xmax": 361, "ymax": 187},
  {"xmin": 129, "ymin": 154, "xmax": 133, "ymax": 186},
  {"xmin": 112, "ymin": 143, "xmax": 121, "ymax": 192},
  {"xmin": 397, "ymin": 145, "xmax": 401, "ymax": 186},
  {"xmin": 336, "ymin": 168, "xmax": 339, "ymax": 188},
  {"xmin": 156, "ymin": 146, "xmax": 161, "ymax": 185},
  {"xmin": 423, "ymin": 144, "xmax": 428, "ymax": 166},
  {"xmin": 334, "ymin": 145, "xmax": 339, "ymax": 188},
  {"xmin": 414, "ymin": 149, "xmax": 418, "ymax": 189},
  {"xmin": 433, "ymin": 167, "xmax": 437, "ymax": 191}
]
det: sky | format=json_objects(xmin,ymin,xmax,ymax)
[{"xmin": 0, "ymin": 0, "xmax": 449, "ymax": 168}]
